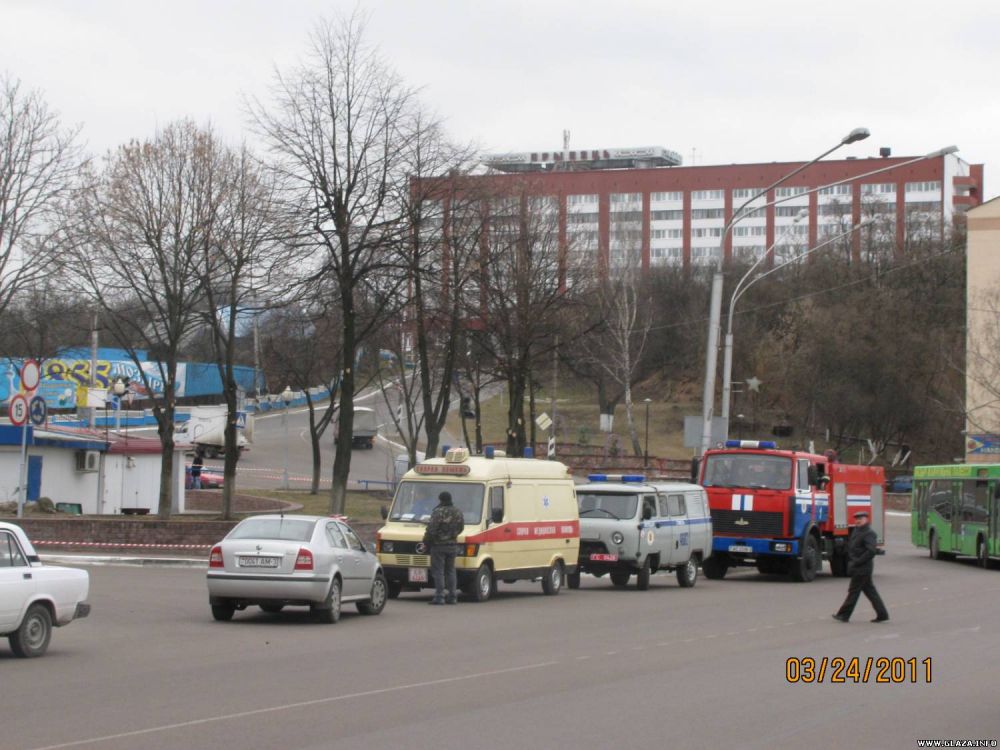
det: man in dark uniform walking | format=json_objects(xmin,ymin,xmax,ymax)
[
  {"xmin": 833, "ymin": 510, "xmax": 890, "ymax": 623},
  {"xmin": 424, "ymin": 491, "xmax": 466, "ymax": 605}
]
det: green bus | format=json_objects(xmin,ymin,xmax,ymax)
[{"xmin": 912, "ymin": 464, "xmax": 1000, "ymax": 566}]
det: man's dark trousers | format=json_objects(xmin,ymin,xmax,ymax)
[
  {"xmin": 836, "ymin": 574, "xmax": 888, "ymax": 620},
  {"xmin": 430, "ymin": 543, "xmax": 458, "ymax": 603}
]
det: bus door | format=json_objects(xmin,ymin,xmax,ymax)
[
  {"xmin": 950, "ymin": 480, "xmax": 963, "ymax": 553},
  {"xmin": 992, "ymin": 482, "xmax": 1000, "ymax": 557}
]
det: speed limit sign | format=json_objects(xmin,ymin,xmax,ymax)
[{"xmin": 9, "ymin": 393, "xmax": 29, "ymax": 426}]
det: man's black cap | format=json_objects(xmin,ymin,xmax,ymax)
[
  {"xmin": 853, "ymin": 510, "xmax": 869, "ymax": 519},
  {"xmin": 439, "ymin": 491, "xmax": 452, "ymax": 504}
]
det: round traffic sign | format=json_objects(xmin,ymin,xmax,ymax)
[
  {"xmin": 29, "ymin": 396, "xmax": 47, "ymax": 426},
  {"xmin": 9, "ymin": 394, "xmax": 29, "ymax": 426},
  {"xmin": 20, "ymin": 359, "xmax": 41, "ymax": 392}
]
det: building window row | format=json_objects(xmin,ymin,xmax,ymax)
[
  {"xmin": 610, "ymin": 192, "xmax": 642, "ymax": 204},
  {"xmin": 819, "ymin": 184, "xmax": 852, "ymax": 196},
  {"xmin": 691, "ymin": 208, "xmax": 725, "ymax": 220},
  {"xmin": 567, "ymin": 212, "xmax": 599, "ymax": 224},
  {"xmin": 732, "ymin": 187, "xmax": 764, "ymax": 200},
  {"xmin": 691, "ymin": 189, "xmax": 724, "ymax": 201},
  {"xmin": 651, "ymin": 210, "xmax": 684, "ymax": 221},
  {"xmin": 862, "ymin": 183, "xmax": 896, "ymax": 195},
  {"xmin": 568, "ymin": 194, "xmax": 598, "ymax": 205},
  {"xmin": 775, "ymin": 206, "xmax": 808, "ymax": 217},
  {"xmin": 733, "ymin": 225, "xmax": 768, "ymax": 237},
  {"xmin": 651, "ymin": 191, "xmax": 684, "ymax": 202},
  {"xmin": 775, "ymin": 186, "xmax": 808, "ymax": 197},
  {"xmin": 652, "ymin": 229, "xmax": 684, "ymax": 239},
  {"xmin": 692, "ymin": 227, "xmax": 723, "ymax": 238},
  {"xmin": 905, "ymin": 181, "xmax": 941, "ymax": 193}
]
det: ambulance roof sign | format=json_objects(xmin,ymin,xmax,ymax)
[{"xmin": 21, "ymin": 360, "xmax": 40, "ymax": 392}]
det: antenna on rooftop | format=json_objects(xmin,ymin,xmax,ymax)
[{"xmin": 563, "ymin": 129, "xmax": 570, "ymax": 150}]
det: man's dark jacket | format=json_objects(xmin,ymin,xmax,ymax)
[
  {"xmin": 424, "ymin": 503, "xmax": 465, "ymax": 545},
  {"xmin": 846, "ymin": 524, "xmax": 879, "ymax": 576}
]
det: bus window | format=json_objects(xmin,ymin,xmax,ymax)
[{"xmin": 929, "ymin": 480, "xmax": 953, "ymax": 521}]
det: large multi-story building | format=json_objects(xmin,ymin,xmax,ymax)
[{"xmin": 476, "ymin": 146, "xmax": 984, "ymax": 269}]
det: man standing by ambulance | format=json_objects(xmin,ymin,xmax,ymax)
[
  {"xmin": 833, "ymin": 510, "xmax": 890, "ymax": 623},
  {"xmin": 425, "ymin": 492, "xmax": 466, "ymax": 605}
]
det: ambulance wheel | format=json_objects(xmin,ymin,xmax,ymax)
[
  {"xmin": 676, "ymin": 559, "xmax": 698, "ymax": 588},
  {"xmin": 567, "ymin": 571, "xmax": 581, "ymax": 589},
  {"xmin": 464, "ymin": 563, "xmax": 493, "ymax": 602},
  {"xmin": 610, "ymin": 571, "xmax": 631, "ymax": 587},
  {"xmin": 387, "ymin": 580, "xmax": 403, "ymax": 599},
  {"xmin": 701, "ymin": 555, "xmax": 729, "ymax": 580},
  {"xmin": 636, "ymin": 560, "xmax": 651, "ymax": 591},
  {"xmin": 542, "ymin": 560, "xmax": 563, "ymax": 595},
  {"xmin": 790, "ymin": 535, "xmax": 820, "ymax": 582}
]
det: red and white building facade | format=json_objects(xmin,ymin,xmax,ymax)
[{"xmin": 475, "ymin": 148, "xmax": 984, "ymax": 269}]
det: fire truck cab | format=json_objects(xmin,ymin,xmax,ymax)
[{"xmin": 697, "ymin": 440, "xmax": 884, "ymax": 582}]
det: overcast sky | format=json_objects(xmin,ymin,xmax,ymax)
[{"xmin": 3, "ymin": 0, "xmax": 997, "ymax": 199}]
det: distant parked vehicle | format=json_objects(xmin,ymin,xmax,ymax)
[
  {"xmin": 0, "ymin": 522, "xmax": 91, "ymax": 658},
  {"xmin": 888, "ymin": 475, "xmax": 913, "ymax": 493},
  {"xmin": 206, "ymin": 515, "xmax": 387, "ymax": 623},
  {"xmin": 186, "ymin": 465, "xmax": 225, "ymax": 490},
  {"xmin": 334, "ymin": 407, "xmax": 378, "ymax": 449}
]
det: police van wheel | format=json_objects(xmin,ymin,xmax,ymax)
[
  {"xmin": 567, "ymin": 571, "xmax": 581, "ymax": 589},
  {"xmin": 465, "ymin": 563, "xmax": 493, "ymax": 602},
  {"xmin": 701, "ymin": 555, "xmax": 729, "ymax": 580},
  {"xmin": 790, "ymin": 536, "xmax": 820, "ymax": 582},
  {"xmin": 610, "ymin": 571, "xmax": 631, "ymax": 587},
  {"xmin": 636, "ymin": 560, "xmax": 651, "ymax": 591},
  {"xmin": 542, "ymin": 561, "xmax": 563, "ymax": 595},
  {"xmin": 676, "ymin": 559, "xmax": 698, "ymax": 588}
]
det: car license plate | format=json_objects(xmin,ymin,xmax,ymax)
[
  {"xmin": 728, "ymin": 545, "xmax": 753, "ymax": 554},
  {"xmin": 589, "ymin": 553, "xmax": 618, "ymax": 562},
  {"xmin": 408, "ymin": 568, "xmax": 428, "ymax": 583},
  {"xmin": 239, "ymin": 556, "xmax": 280, "ymax": 568}
]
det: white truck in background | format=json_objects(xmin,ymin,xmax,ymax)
[{"xmin": 175, "ymin": 405, "xmax": 250, "ymax": 458}]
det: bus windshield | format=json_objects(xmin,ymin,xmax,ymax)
[
  {"xmin": 703, "ymin": 453, "xmax": 793, "ymax": 491},
  {"xmin": 390, "ymin": 481, "xmax": 485, "ymax": 525}
]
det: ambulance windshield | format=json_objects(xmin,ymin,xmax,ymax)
[
  {"xmin": 390, "ymin": 481, "xmax": 485, "ymax": 524},
  {"xmin": 577, "ymin": 492, "xmax": 638, "ymax": 520},
  {"xmin": 703, "ymin": 454, "xmax": 792, "ymax": 490}
]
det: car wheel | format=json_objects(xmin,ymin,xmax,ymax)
[
  {"xmin": 676, "ymin": 559, "xmax": 698, "ymax": 588},
  {"xmin": 790, "ymin": 535, "xmax": 820, "ymax": 582},
  {"xmin": 259, "ymin": 604, "xmax": 284, "ymax": 614},
  {"xmin": 610, "ymin": 570, "xmax": 631, "ymax": 587},
  {"xmin": 387, "ymin": 580, "xmax": 403, "ymax": 599},
  {"xmin": 567, "ymin": 571, "xmax": 581, "ymax": 589},
  {"xmin": 541, "ymin": 560, "xmax": 563, "ymax": 595},
  {"xmin": 312, "ymin": 578, "xmax": 342, "ymax": 624},
  {"xmin": 701, "ymin": 555, "xmax": 729, "ymax": 580},
  {"xmin": 9, "ymin": 603, "xmax": 52, "ymax": 658},
  {"xmin": 211, "ymin": 601, "xmax": 235, "ymax": 622},
  {"xmin": 463, "ymin": 563, "xmax": 493, "ymax": 602},
  {"xmin": 357, "ymin": 572, "xmax": 388, "ymax": 615},
  {"xmin": 636, "ymin": 559, "xmax": 651, "ymax": 591}
]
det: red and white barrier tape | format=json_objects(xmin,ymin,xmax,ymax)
[{"xmin": 32, "ymin": 540, "xmax": 211, "ymax": 550}]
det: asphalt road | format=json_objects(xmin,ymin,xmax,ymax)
[{"xmin": 5, "ymin": 514, "xmax": 1000, "ymax": 750}]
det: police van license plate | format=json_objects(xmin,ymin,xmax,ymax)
[
  {"xmin": 589, "ymin": 553, "xmax": 618, "ymax": 562},
  {"xmin": 728, "ymin": 545, "xmax": 753, "ymax": 554},
  {"xmin": 408, "ymin": 568, "xmax": 428, "ymax": 583}
]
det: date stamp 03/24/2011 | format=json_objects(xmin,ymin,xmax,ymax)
[{"xmin": 785, "ymin": 656, "xmax": 932, "ymax": 684}]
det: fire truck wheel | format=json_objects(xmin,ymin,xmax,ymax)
[
  {"xmin": 676, "ymin": 559, "xmax": 698, "ymax": 588},
  {"xmin": 790, "ymin": 535, "xmax": 820, "ymax": 582},
  {"xmin": 610, "ymin": 571, "xmax": 631, "ymax": 587},
  {"xmin": 701, "ymin": 555, "xmax": 729, "ymax": 580},
  {"xmin": 636, "ymin": 560, "xmax": 651, "ymax": 591},
  {"xmin": 830, "ymin": 546, "xmax": 849, "ymax": 577}
]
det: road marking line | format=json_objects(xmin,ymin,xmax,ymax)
[{"xmin": 27, "ymin": 661, "xmax": 558, "ymax": 750}]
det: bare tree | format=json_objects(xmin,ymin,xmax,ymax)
[
  {"xmin": 0, "ymin": 75, "xmax": 82, "ymax": 322},
  {"xmin": 71, "ymin": 120, "xmax": 220, "ymax": 518},
  {"xmin": 199, "ymin": 144, "xmax": 297, "ymax": 518},
  {"xmin": 250, "ymin": 13, "xmax": 414, "ymax": 514}
]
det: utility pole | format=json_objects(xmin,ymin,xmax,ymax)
[
  {"xmin": 550, "ymin": 336, "xmax": 558, "ymax": 458},
  {"xmin": 88, "ymin": 312, "xmax": 98, "ymax": 429}
]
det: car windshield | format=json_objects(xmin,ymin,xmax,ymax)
[
  {"xmin": 229, "ymin": 518, "xmax": 315, "ymax": 542},
  {"xmin": 390, "ymin": 482, "xmax": 485, "ymax": 524},
  {"xmin": 703, "ymin": 454, "xmax": 792, "ymax": 490},
  {"xmin": 577, "ymin": 492, "xmax": 638, "ymax": 520}
]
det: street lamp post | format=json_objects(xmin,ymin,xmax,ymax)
[
  {"xmin": 699, "ymin": 127, "xmax": 871, "ymax": 456},
  {"xmin": 643, "ymin": 398, "xmax": 652, "ymax": 469},
  {"xmin": 281, "ymin": 385, "xmax": 293, "ymax": 490},
  {"xmin": 112, "ymin": 378, "xmax": 126, "ymax": 432}
]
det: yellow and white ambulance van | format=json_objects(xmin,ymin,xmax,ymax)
[{"xmin": 376, "ymin": 447, "xmax": 579, "ymax": 602}]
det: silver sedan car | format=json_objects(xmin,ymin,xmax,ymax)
[{"xmin": 206, "ymin": 515, "xmax": 387, "ymax": 623}]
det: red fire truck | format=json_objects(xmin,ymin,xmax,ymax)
[{"xmin": 697, "ymin": 440, "xmax": 885, "ymax": 582}]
